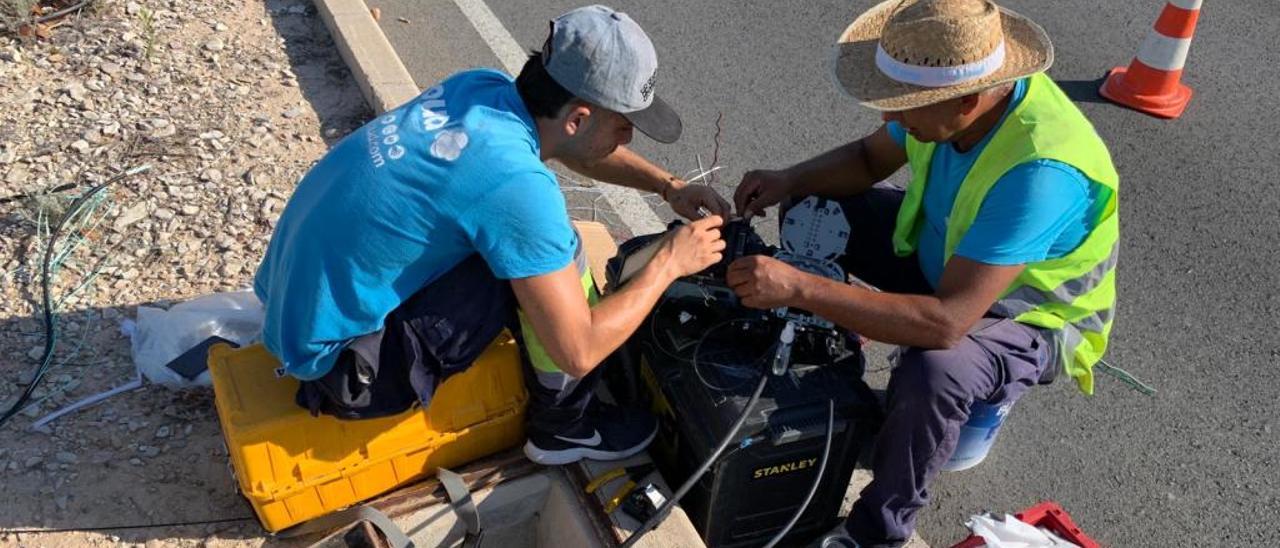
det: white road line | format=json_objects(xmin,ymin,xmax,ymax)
[
  {"xmin": 451, "ymin": 0, "xmax": 669, "ymax": 236},
  {"xmin": 451, "ymin": 0, "xmax": 526, "ymax": 70}
]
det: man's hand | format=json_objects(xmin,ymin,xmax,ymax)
[
  {"xmin": 666, "ymin": 181, "xmax": 732, "ymax": 220},
  {"xmin": 732, "ymin": 127, "xmax": 907, "ymax": 215},
  {"xmin": 662, "ymin": 215, "xmax": 726, "ymax": 278},
  {"xmin": 509, "ymin": 215, "xmax": 724, "ymax": 379},
  {"xmin": 726, "ymin": 255, "xmax": 806, "ymax": 309},
  {"xmin": 734, "ymin": 169, "xmax": 797, "ymax": 219}
]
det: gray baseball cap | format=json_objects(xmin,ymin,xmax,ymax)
[{"xmin": 543, "ymin": 5, "xmax": 682, "ymax": 143}]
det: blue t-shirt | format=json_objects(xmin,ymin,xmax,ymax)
[
  {"xmin": 254, "ymin": 69, "xmax": 577, "ymax": 380},
  {"xmin": 886, "ymin": 78, "xmax": 1112, "ymax": 288}
]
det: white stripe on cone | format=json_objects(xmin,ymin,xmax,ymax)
[
  {"xmin": 1136, "ymin": 32, "xmax": 1194, "ymax": 72},
  {"xmin": 1167, "ymin": 0, "xmax": 1203, "ymax": 11}
]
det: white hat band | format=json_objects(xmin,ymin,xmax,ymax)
[{"xmin": 874, "ymin": 40, "xmax": 1006, "ymax": 88}]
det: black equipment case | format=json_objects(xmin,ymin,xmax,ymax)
[{"xmin": 608, "ymin": 289, "xmax": 883, "ymax": 547}]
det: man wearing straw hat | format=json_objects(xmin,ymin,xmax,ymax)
[{"xmin": 728, "ymin": 0, "xmax": 1119, "ymax": 545}]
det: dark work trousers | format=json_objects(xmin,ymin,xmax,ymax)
[
  {"xmin": 295, "ymin": 254, "xmax": 599, "ymax": 433},
  {"xmin": 820, "ymin": 186, "xmax": 1055, "ymax": 548}
]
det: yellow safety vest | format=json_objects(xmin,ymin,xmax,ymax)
[
  {"xmin": 892, "ymin": 73, "xmax": 1120, "ymax": 395},
  {"xmin": 518, "ymin": 236, "xmax": 598, "ymax": 375}
]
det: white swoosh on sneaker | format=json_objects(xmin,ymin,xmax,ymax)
[{"xmin": 554, "ymin": 429, "xmax": 602, "ymax": 447}]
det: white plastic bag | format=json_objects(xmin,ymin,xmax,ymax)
[
  {"xmin": 965, "ymin": 513, "xmax": 1082, "ymax": 548},
  {"xmin": 129, "ymin": 290, "xmax": 264, "ymax": 388}
]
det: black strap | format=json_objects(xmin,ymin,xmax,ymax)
[
  {"xmin": 280, "ymin": 504, "xmax": 413, "ymax": 548},
  {"xmin": 437, "ymin": 467, "xmax": 484, "ymax": 547}
]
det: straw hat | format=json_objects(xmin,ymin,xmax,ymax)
[{"xmin": 833, "ymin": 0, "xmax": 1054, "ymax": 111}]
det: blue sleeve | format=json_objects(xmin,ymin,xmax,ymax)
[
  {"xmin": 954, "ymin": 160, "xmax": 1092, "ymax": 265},
  {"xmin": 885, "ymin": 121, "xmax": 906, "ymax": 148},
  {"xmin": 463, "ymin": 174, "xmax": 577, "ymax": 279}
]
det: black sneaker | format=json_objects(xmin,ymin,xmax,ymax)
[{"xmin": 523, "ymin": 403, "xmax": 657, "ymax": 465}]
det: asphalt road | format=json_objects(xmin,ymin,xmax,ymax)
[{"xmin": 369, "ymin": 1, "xmax": 1280, "ymax": 545}]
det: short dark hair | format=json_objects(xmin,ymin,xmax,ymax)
[{"xmin": 516, "ymin": 52, "xmax": 578, "ymax": 119}]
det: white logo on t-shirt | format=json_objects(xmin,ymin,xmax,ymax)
[
  {"xmin": 367, "ymin": 113, "xmax": 404, "ymax": 168},
  {"xmin": 366, "ymin": 83, "xmax": 471, "ymax": 167},
  {"xmin": 431, "ymin": 130, "xmax": 469, "ymax": 162}
]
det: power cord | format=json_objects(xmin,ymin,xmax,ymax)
[
  {"xmin": 627, "ymin": 312, "xmax": 841, "ymax": 546},
  {"xmin": 1, "ymin": 515, "xmax": 253, "ymax": 534},
  {"xmin": 620, "ymin": 370, "xmax": 771, "ymax": 548},
  {"xmin": 0, "ymin": 165, "xmax": 151, "ymax": 428},
  {"xmin": 646, "ymin": 295, "xmax": 698, "ymax": 363},
  {"xmin": 691, "ymin": 318, "xmax": 772, "ymax": 393},
  {"xmin": 763, "ymin": 399, "xmax": 835, "ymax": 548}
]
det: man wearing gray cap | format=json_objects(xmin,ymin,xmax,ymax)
[{"xmin": 254, "ymin": 5, "xmax": 730, "ymax": 466}]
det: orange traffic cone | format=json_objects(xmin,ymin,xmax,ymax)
[{"xmin": 1099, "ymin": 0, "xmax": 1202, "ymax": 119}]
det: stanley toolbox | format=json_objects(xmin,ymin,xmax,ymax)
[
  {"xmin": 607, "ymin": 300, "xmax": 883, "ymax": 547},
  {"xmin": 635, "ymin": 345, "xmax": 880, "ymax": 547}
]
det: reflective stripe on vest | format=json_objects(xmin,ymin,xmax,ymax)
[
  {"xmin": 990, "ymin": 241, "xmax": 1118, "ymax": 321},
  {"xmin": 518, "ymin": 234, "xmax": 598, "ymax": 375},
  {"xmin": 892, "ymin": 73, "xmax": 1120, "ymax": 395},
  {"xmin": 991, "ymin": 241, "xmax": 1118, "ymax": 380}
]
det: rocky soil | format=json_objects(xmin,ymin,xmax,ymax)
[{"xmin": 0, "ymin": 0, "xmax": 370, "ymax": 545}]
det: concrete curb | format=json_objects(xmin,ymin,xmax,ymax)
[{"xmin": 313, "ymin": 0, "xmax": 419, "ymax": 115}]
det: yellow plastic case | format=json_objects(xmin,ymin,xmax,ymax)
[{"xmin": 208, "ymin": 335, "xmax": 527, "ymax": 532}]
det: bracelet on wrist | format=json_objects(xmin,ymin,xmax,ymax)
[{"xmin": 660, "ymin": 176, "xmax": 680, "ymax": 201}]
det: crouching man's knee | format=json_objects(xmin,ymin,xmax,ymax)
[{"xmin": 887, "ymin": 347, "xmax": 975, "ymax": 407}]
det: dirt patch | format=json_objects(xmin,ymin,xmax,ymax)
[{"xmin": 0, "ymin": 0, "xmax": 370, "ymax": 545}]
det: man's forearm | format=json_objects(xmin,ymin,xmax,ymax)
[
  {"xmin": 561, "ymin": 145, "xmax": 681, "ymax": 198},
  {"xmin": 567, "ymin": 247, "xmax": 679, "ymax": 376},
  {"xmin": 787, "ymin": 140, "xmax": 879, "ymax": 199},
  {"xmin": 512, "ymin": 245, "xmax": 682, "ymax": 379},
  {"xmin": 793, "ymin": 274, "xmax": 963, "ymax": 349}
]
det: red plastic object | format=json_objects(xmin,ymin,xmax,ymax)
[{"xmin": 949, "ymin": 501, "xmax": 1100, "ymax": 548}]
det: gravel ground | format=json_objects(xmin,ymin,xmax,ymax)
[{"xmin": 0, "ymin": 0, "xmax": 370, "ymax": 545}]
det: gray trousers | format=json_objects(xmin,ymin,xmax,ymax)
[
  {"xmin": 827, "ymin": 187, "xmax": 1055, "ymax": 547},
  {"xmin": 295, "ymin": 253, "xmax": 597, "ymax": 431}
]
